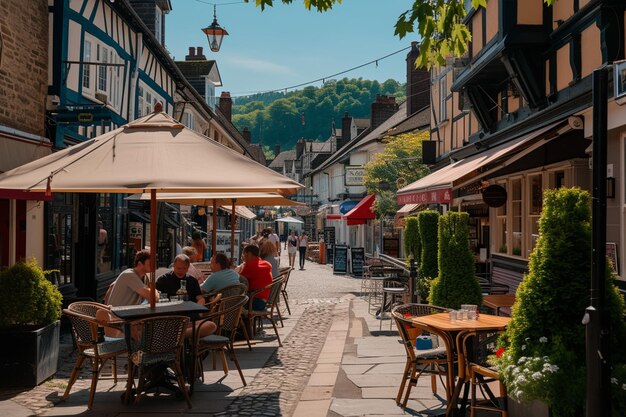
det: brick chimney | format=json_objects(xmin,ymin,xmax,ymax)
[
  {"xmin": 274, "ymin": 144, "xmax": 281, "ymax": 157},
  {"xmin": 338, "ymin": 112, "xmax": 352, "ymax": 151},
  {"xmin": 370, "ymin": 95, "xmax": 399, "ymax": 130},
  {"xmin": 185, "ymin": 46, "xmax": 207, "ymax": 61},
  {"xmin": 242, "ymin": 127, "xmax": 251, "ymax": 144},
  {"xmin": 406, "ymin": 41, "xmax": 430, "ymax": 116},
  {"xmin": 219, "ymin": 92, "xmax": 232, "ymax": 121},
  {"xmin": 185, "ymin": 47, "xmax": 196, "ymax": 60}
]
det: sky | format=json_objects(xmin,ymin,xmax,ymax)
[{"xmin": 166, "ymin": 0, "xmax": 418, "ymax": 98}]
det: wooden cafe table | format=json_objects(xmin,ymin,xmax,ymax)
[
  {"xmin": 410, "ymin": 312, "xmax": 510, "ymax": 416},
  {"xmin": 112, "ymin": 300, "xmax": 209, "ymax": 399},
  {"xmin": 482, "ymin": 294, "xmax": 516, "ymax": 316}
]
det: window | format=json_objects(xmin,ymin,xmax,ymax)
[
  {"xmin": 97, "ymin": 45, "xmax": 108, "ymax": 92},
  {"xmin": 495, "ymin": 181, "xmax": 507, "ymax": 254},
  {"xmin": 511, "ymin": 179, "xmax": 522, "ymax": 256},
  {"xmin": 46, "ymin": 194, "xmax": 74, "ymax": 286},
  {"xmin": 528, "ymin": 174, "xmax": 542, "ymax": 252},
  {"xmin": 439, "ymin": 75, "xmax": 448, "ymax": 121},
  {"xmin": 82, "ymin": 40, "xmax": 91, "ymax": 90},
  {"xmin": 136, "ymin": 82, "xmax": 162, "ymax": 118},
  {"xmin": 181, "ymin": 111, "xmax": 195, "ymax": 130}
]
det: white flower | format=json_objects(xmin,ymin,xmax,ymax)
[
  {"xmin": 539, "ymin": 336, "xmax": 548, "ymax": 343},
  {"xmin": 518, "ymin": 356, "xmax": 528, "ymax": 364},
  {"xmin": 622, "ymin": 383, "xmax": 626, "ymax": 391},
  {"xmin": 532, "ymin": 372, "xmax": 543, "ymax": 380},
  {"xmin": 612, "ymin": 377, "xmax": 618, "ymax": 384},
  {"xmin": 521, "ymin": 344, "xmax": 526, "ymax": 351}
]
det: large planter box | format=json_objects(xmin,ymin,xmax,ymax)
[
  {"xmin": 0, "ymin": 320, "xmax": 60, "ymax": 387},
  {"xmin": 508, "ymin": 398, "xmax": 549, "ymax": 417}
]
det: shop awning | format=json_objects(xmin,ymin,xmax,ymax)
[
  {"xmin": 0, "ymin": 189, "xmax": 52, "ymax": 201},
  {"xmin": 397, "ymin": 122, "xmax": 562, "ymax": 205},
  {"xmin": 220, "ymin": 205, "xmax": 257, "ymax": 220},
  {"xmin": 396, "ymin": 204, "xmax": 420, "ymax": 217},
  {"xmin": 344, "ymin": 194, "xmax": 376, "ymax": 226}
]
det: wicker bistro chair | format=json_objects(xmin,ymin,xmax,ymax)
[
  {"xmin": 461, "ymin": 330, "xmax": 508, "ymax": 417},
  {"xmin": 243, "ymin": 276, "xmax": 286, "ymax": 347},
  {"xmin": 62, "ymin": 304, "xmax": 128, "ymax": 410},
  {"xmin": 391, "ymin": 304, "xmax": 453, "ymax": 409},
  {"xmin": 195, "ymin": 295, "xmax": 249, "ymax": 386},
  {"xmin": 205, "ymin": 283, "xmax": 252, "ymax": 350},
  {"xmin": 277, "ymin": 266, "xmax": 294, "ymax": 316},
  {"xmin": 125, "ymin": 315, "xmax": 191, "ymax": 408}
]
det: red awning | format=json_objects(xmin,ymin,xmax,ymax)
[
  {"xmin": 326, "ymin": 214, "xmax": 342, "ymax": 220},
  {"xmin": 343, "ymin": 194, "xmax": 375, "ymax": 226}
]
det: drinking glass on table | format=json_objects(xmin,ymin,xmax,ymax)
[
  {"xmin": 457, "ymin": 309, "xmax": 467, "ymax": 321},
  {"xmin": 449, "ymin": 310, "xmax": 458, "ymax": 322}
]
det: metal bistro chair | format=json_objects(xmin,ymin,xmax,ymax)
[
  {"xmin": 379, "ymin": 280, "xmax": 409, "ymax": 331},
  {"xmin": 62, "ymin": 303, "xmax": 128, "ymax": 410},
  {"xmin": 391, "ymin": 304, "xmax": 452, "ymax": 409},
  {"xmin": 278, "ymin": 266, "xmax": 294, "ymax": 316},
  {"xmin": 243, "ymin": 276, "xmax": 285, "ymax": 347},
  {"xmin": 195, "ymin": 294, "xmax": 249, "ymax": 386},
  {"xmin": 125, "ymin": 315, "xmax": 191, "ymax": 408}
]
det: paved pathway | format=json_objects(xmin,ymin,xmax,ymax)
[{"xmin": 0, "ymin": 251, "xmax": 499, "ymax": 417}]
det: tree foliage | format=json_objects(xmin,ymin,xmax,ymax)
[
  {"xmin": 254, "ymin": 0, "xmax": 555, "ymax": 68},
  {"xmin": 232, "ymin": 77, "xmax": 404, "ymax": 150},
  {"xmin": 364, "ymin": 130, "xmax": 430, "ymax": 218},
  {"xmin": 429, "ymin": 211, "xmax": 482, "ymax": 309},
  {"xmin": 497, "ymin": 188, "xmax": 626, "ymax": 416}
]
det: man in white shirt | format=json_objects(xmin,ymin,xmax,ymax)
[{"xmin": 267, "ymin": 227, "xmax": 281, "ymax": 257}]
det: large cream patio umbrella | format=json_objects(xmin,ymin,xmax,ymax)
[
  {"xmin": 126, "ymin": 192, "xmax": 305, "ymax": 259},
  {"xmin": 0, "ymin": 108, "xmax": 303, "ymax": 307}
]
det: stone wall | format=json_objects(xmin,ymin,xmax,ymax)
[{"xmin": 0, "ymin": 0, "xmax": 48, "ymax": 137}]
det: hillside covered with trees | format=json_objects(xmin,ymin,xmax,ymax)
[{"xmin": 231, "ymin": 78, "xmax": 405, "ymax": 153}]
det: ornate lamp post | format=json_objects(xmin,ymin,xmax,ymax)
[{"xmin": 201, "ymin": 5, "xmax": 228, "ymax": 52}]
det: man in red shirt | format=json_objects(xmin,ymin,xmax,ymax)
[{"xmin": 238, "ymin": 245, "xmax": 273, "ymax": 310}]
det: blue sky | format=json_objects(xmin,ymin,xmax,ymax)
[{"xmin": 166, "ymin": 0, "xmax": 417, "ymax": 98}]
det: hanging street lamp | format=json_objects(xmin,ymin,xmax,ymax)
[{"xmin": 201, "ymin": 5, "xmax": 228, "ymax": 52}]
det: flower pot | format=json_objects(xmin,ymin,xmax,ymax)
[
  {"xmin": 0, "ymin": 320, "xmax": 60, "ymax": 387},
  {"xmin": 508, "ymin": 397, "xmax": 549, "ymax": 417}
]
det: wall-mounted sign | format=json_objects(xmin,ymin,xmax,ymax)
[
  {"xmin": 345, "ymin": 166, "xmax": 365, "ymax": 186},
  {"xmin": 614, "ymin": 60, "xmax": 626, "ymax": 102},
  {"xmin": 397, "ymin": 188, "xmax": 452, "ymax": 205},
  {"xmin": 482, "ymin": 184, "xmax": 507, "ymax": 207}
]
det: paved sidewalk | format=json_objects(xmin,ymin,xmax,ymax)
[{"xmin": 0, "ymin": 252, "xmax": 490, "ymax": 417}]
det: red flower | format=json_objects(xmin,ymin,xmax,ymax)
[{"xmin": 496, "ymin": 347, "xmax": 505, "ymax": 358}]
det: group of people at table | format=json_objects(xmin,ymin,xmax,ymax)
[{"xmin": 98, "ymin": 229, "xmax": 284, "ymax": 341}]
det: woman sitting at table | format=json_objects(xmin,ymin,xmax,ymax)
[
  {"xmin": 201, "ymin": 253, "xmax": 241, "ymax": 294},
  {"xmin": 259, "ymin": 239, "xmax": 280, "ymax": 278}
]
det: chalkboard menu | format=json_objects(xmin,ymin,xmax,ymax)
[
  {"xmin": 324, "ymin": 226, "xmax": 336, "ymax": 245},
  {"xmin": 351, "ymin": 247, "xmax": 365, "ymax": 277},
  {"xmin": 333, "ymin": 245, "xmax": 348, "ymax": 274}
]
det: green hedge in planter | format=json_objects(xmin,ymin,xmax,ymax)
[
  {"xmin": 429, "ymin": 211, "xmax": 482, "ymax": 309},
  {"xmin": 417, "ymin": 210, "xmax": 439, "ymax": 301},
  {"xmin": 404, "ymin": 216, "xmax": 420, "ymax": 264},
  {"xmin": 0, "ymin": 259, "xmax": 62, "ymax": 328},
  {"xmin": 497, "ymin": 188, "xmax": 626, "ymax": 417}
]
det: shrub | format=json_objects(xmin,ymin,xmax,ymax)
[
  {"xmin": 0, "ymin": 259, "xmax": 63, "ymax": 328},
  {"xmin": 429, "ymin": 211, "xmax": 482, "ymax": 309},
  {"xmin": 417, "ymin": 210, "xmax": 439, "ymax": 300},
  {"xmin": 404, "ymin": 216, "xmax": 420, "ymax": 263},
  {"xmin": 496, "ymin": 188, "xmax": 626, "ymax": 417}
]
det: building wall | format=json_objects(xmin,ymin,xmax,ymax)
[{"xmin": 0, "ymin": 0, "xmax": 48, "ymax": 137}]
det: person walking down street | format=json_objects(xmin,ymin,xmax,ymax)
[
  {"xmin": 297, "ymin": 231, "xmax": 308, "ymax": 270},
  {"xmin": 287, "ymin": 230, "xmax": 298, "ymax": 268}
]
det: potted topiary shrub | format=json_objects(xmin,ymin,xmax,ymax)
[
  {"xmin": 495, "ymin": 188, "xmax": 626, "ymax": 417},
  {"xmin": 429, "ymin": 211, "xmax": 482, "ymax": 309},
  {"xmin": 417, "ymin": 210, "xmax": 439, "ymax": 301},
  {"xmin": 0, "ymin": 259, "xmax": 63, "ymax": 387}
]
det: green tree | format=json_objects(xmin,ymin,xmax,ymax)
[
  {"xmin": 364, "ymin": 131, "xmax": 430, "ymax": 218},
  {"xmin": 429, "ymin": 211, "xmax": 482, "ymax": 309},
  {"xmin": 255, "ymin": 0, "xmax": 555, "ymax": 68},
  {"xmin": 497, "ymin": 188, "xmax": 626, "ymax": 416}
]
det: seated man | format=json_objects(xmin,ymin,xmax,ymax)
[
  {"xmin": 201, "ymin": 253, "xmax": 241, "ymax": 294},
  {"xmin": 181, "ymin": 246, "xmax": 205, "ymax": 285},
  {"xmin": 238, "ymin": 245, "xmax": 273, "ymax": 310},
  {"xmin": 156, "ymin": 254, "xmax": 215, "ymax": 338},
  {"xmin": 97, "ymin": 250, "xmax": 156, "ymax": 339}
]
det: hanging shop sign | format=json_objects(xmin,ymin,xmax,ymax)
[{"xmin": 482, "ymin": 185, "xmax": 507, "ymax": 207}]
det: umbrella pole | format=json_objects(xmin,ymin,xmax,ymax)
[
  {"xmin": 231, "ymin": 199, "xmax": 236, "ymax": 264},
  {"xmin": 212, "ymin": 200, "xmax": 217, "ymax": 258},
  {"xmin": 150, "ymin": 189, "xmax": 157, "ymax": 309}
]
